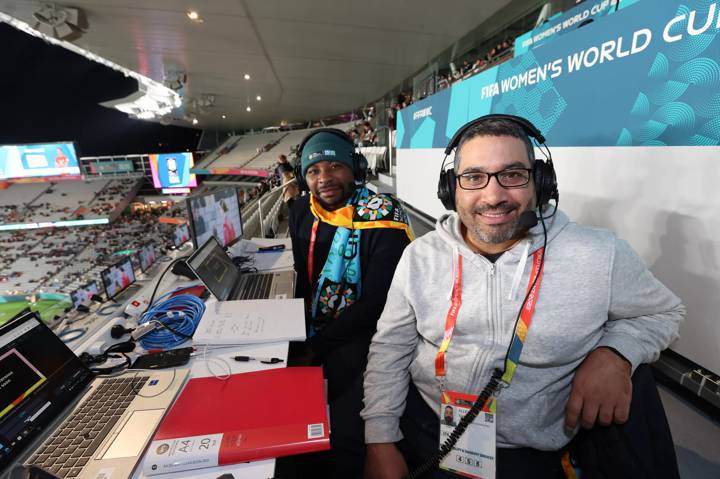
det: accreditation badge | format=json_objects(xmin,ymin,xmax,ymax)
[{"xmin": 439, "ymin": 390, "xmax": 496, "ymax": 479}]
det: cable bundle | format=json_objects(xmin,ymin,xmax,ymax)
[{"xmin": 137, "ymin": 294, "xmax": 205, "ymax": 349}]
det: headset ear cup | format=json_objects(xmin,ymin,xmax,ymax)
[
  {"xmin": 533, "ymin": 159, "xmax": 558, "ymax": 207},
  {"xmin": 437, "ymin": 169, "xmax": 457, "ymax": 211},
  {"xmin": 544, "ymin": 159, "xmax": 558, "ymax": 205},
  {"xmin": 294, "ymin": 162, "xmax": 307, "ymax": 192},
  {"xmin": 533, "ymin": 160, "xmax": 545, "ymax": 206}
]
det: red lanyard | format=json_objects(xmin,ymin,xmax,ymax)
[
  {"xmin": 435, "ymin": 248, "xmax": 545, "ymax": 382},
  {"xmin": 307, "ymin": 219, "xmax": 320, "ymax": 288},
  {"xmin": 435, "ymin": 256, "xmax": 462, "ymax": 377}
]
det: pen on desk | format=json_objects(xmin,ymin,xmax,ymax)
[
  {"xmin": 257, "ymin": 244, "xmax": 286, "ymax": 253},
  {"xmin": 233, "ymin": 356, "xmax": 284, "ymax": 364}
]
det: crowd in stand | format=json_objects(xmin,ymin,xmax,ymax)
[
  {"xmin": 436, "ymin": 38, "xmax": 514, "ymax": 91},
  {"xmin": 347, "ymin": 121, "xmax": 378, "ymax": 147},
  {"xmin": 0, "ymin": 196, "xmax": 178, "ymax": 296},
  {"xmin": 0, "ymin": 179, "xmax": 139, "ymax": 224},
  {"xmin": 387, "ymin": 37, "xmax": 516, "ymax": 126}
]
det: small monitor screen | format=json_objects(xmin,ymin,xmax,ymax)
[
  {"xmin": 0, "ymin": 142, "xmax": 80, "ymax": 180},
  {"xmin": 70, "ymin": 281, "xmax": 99, "ymax": 308},
  {"xmin": 187, "ymin": 187, "xmax": 243, "ymax": 249},
  {"xmin": 100, "ymin": 257, "xmax": 136, "ymax": 299},
  {"xmin": 187, "ymin": 237, "xmax": 239, "ymax": 301},
  {"xmin": 149, "ymin": 152, "xmax": 197, "ymax": 189},
  {"xmin": 173, "ymin": 224, "xmax": 190, "ymax": 248},
  {"xmin": 138, "ymin": 243, "xmax": 157, "ymax": 273}
]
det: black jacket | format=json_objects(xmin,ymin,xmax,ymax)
[{"xmin": 288, "ymin": 193, "xmax": 411, "ymax": 360}]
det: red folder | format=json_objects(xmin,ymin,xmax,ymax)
[{"xmin": 143, "ymin": 367, "xmax": 329, "ymax": 475}]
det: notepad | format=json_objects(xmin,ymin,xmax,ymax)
[{"xmin": 192, "ymin": 298, "xmax": 306, "ymax": 345}]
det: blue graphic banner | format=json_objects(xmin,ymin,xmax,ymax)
[{"xmin": 398, "ymin": 0, "xmax": 720, "ymax": 149}]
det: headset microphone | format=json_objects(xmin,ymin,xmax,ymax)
[{"xmin": 518, "ymin": 211, "xmax": 539, "ymax": 230}]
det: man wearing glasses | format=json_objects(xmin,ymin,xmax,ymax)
[{"xmin": 361, "ymin": 116, "xmax": 684, "ymax": 478}]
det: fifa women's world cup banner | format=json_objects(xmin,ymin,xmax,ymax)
[{"xmin": 397, "ymin": 0, "xmax": 720, "ymax": 150}]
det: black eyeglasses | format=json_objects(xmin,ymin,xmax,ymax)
[{"xmin": 456, "ymin": 168, "xmax": 532, "ymax": 190}]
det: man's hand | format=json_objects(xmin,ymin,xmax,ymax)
[
  {"xmin": 364, "ymin": 443, "xmax": 409, "ymax": 479},
  {"xmin": 565, "ymin": 347, "xmax": 632, "ymax": 430}
]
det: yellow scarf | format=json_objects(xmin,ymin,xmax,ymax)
[{"xmin": 309, "ymin": 192, "xmax": 414, "ymax": 241}]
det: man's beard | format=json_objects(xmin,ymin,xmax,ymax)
[{"xmin": 459, "ymin": 203, "xmax": 529, "ymax": 245}]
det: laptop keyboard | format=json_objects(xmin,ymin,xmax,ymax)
[
  {"xmin": 28, "ymin": 375, "xmax": 150, "ymax": 478},
  {"xmin": 238, "ymin": 273, "xmax": 274, "ymax": 300}
]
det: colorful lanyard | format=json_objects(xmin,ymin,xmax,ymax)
[{"xmin": 435, "ymin": 247, "xmax": 545, "ymax": 386}]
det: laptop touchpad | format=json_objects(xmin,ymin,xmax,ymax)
[{"xmin": 102, "ymin": 409, "xmax": 165, "ymax": 459}]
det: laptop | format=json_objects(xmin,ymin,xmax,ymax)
[
  {"xmin": 186, "ymin": 237, "xmax": 295, "ymax": 301},
  {"xmin": 100, "ymin": 256, "xmax": 141, "ymax": 302},
  {"xmin": 0, "ymin": 311, "xmax": 188, "ymax": 478}
]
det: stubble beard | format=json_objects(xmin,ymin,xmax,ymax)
[{"xmin": 459, "ymin": 203, "xmax": 526, "ymax": 246}]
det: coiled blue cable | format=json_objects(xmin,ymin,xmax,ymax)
[{"xmin": 137, "ymin": 294, "xmax": 205, "ymax": 349}]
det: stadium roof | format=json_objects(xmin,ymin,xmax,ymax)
[{"xmin": 0, "ymin": 0, "xmax": 513, "ymax": 130}]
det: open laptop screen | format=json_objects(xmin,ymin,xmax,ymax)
[
  {"xmin": 138, "ymin": 243, "xmax": 157, "ymax": 273},
  {"xmin": 186, "ymin": 187, "xmax": 243, "ymax": 249},
  {"xmin": 186, "ymin": 237, "xmax": 240, "ymax": 301},
  {"xmin": 173, "ymin": 224, "xmax": 190, "ymax": 248},
  {"xmin": 101, "ymin": 257, "xmax": 136, "ymax": 299},
  {"xmin": 0, "ymin": 312, "xmax": 93, "ymax": 474},
  {"xmin": 70, "ymin": 281, "xmax": 99, "ymax": 308}
]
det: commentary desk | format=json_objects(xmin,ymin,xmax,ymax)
[{"xmin": 64, "ymin": 237, "xmax": 299, "ymax": 479}]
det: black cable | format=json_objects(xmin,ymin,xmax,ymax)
[
  {"xmin": 79, "ymin": 340, "xmax": 136, "ymax": 375},
  {"xmin": 143, "ymin": 255, "xmax": 191, "ymax": 315},
  {"xmin": 97, "ymin": 303, "xmax": 121, "ymax": 316},
  {"xmin": 58, "ymin": 328, "xmax": 86, "ymax": 342},
  {"xmin": 405, "ymin": 213, "xmax": 550, "ymax": 479}
]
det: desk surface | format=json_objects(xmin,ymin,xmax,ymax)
[{"xmin": 62, "ymin": 238, "xmax": 300, "ymax": 479}]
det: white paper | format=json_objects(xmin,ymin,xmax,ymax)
[
  {"xmin": 193, "ymin": 299, "xmax": 305, "ymax": 345},
  {"xmin": 190, "ymin": 342, "xmax": 288, "ymax": 378}
]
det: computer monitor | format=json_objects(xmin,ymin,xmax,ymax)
[
  {"xmin": 100, "ymin": 257, "xmax": 136, "ymax": 299},
  {"xmin": 70, "ymin": 281, "xmax": 99, "ymax": 308},
  {"xmin": 186, "ymin": 187, "xmax": 243, "ymax": 249},
  {"xmin": 149, "ymin": 152, "xmax": 197, "ymax": 189},
  {"xmin": 173, "ymin": 223, "xmax": 190, "ymax": 248},
  {"xmin": 0, "ymin": 142, "xmax": 81, "ymax": 180},
  {"xmin": 137, "ymin": 243, "xmax": 157, "ymax": 273}
]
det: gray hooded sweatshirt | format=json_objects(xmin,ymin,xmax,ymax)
[{"xmin": 362, "ymin": 210, "xmax": 684, "ymax": 450}]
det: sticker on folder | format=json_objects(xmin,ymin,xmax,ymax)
[{"xmin": 144, "ymin": 433, "xmax": 222, "ymax": 475}]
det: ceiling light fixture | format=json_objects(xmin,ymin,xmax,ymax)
[
  {"xmin": 246, "ymin": 106, "xmax": 252, "ymax": 112},
  {"xmin": 256, "ymin": 95, "xmax": 262, "ymax": 101},
  {"xmin": 192, "ymin": 118, "xmax": 199, "ymax": 125},
  {"xmin": 244, "ymin": 74, "xmax": 251, "ymax": 80},
  {"xmin": 186, "ymin": 10, "xmax": 203, "ymax": 22},
  {"xmin": 222, "ymin": 114, "xmax": 226, "ymax": 119},
  {"xmin": 100, "ymin": 79, "xmax": 180, "ymax": 121},
  {"xmin": 32, "ymin": 3, "xmax": 84, "ymax": 40}
]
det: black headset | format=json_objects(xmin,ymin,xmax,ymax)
[
  {"xmin": 437, "ymin": 114, "xmax": 558, "ymax": 211},
  {"xmin": 294, "ymin": 128, "xmax": 368, "ymax": 192}
]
